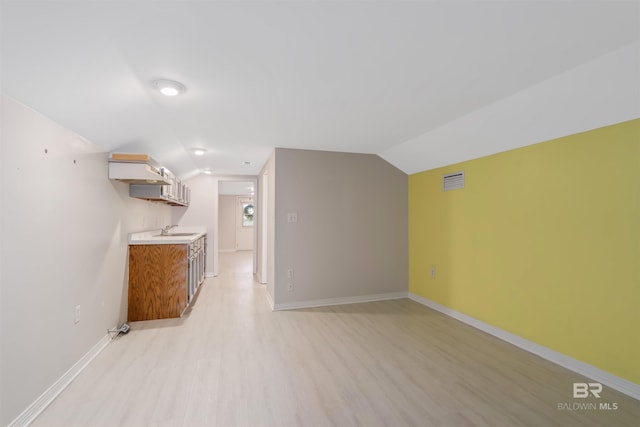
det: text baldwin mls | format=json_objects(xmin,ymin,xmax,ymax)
[{"xmin": 557, "ymin": 383, "xmax": 619, "ymax": 411}]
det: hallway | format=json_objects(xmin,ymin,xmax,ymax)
[{"xmin": 30, "ymin": 251, "xmax": 640, "ymax": 427}]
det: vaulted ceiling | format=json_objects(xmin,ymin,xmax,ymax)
[{"xmin": 2, "ymin": 1, "xmax": 638, "ymax": 178}]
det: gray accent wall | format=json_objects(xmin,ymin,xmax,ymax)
[{"xmin": 273, "ymin": 148, "xmax": 408, "ymax": 306}]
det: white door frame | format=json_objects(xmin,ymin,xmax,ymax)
[{"xmin": 260, "ymin": 172, "xmax": 268, "ymax": 284}]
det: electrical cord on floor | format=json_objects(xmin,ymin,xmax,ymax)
[{"xmin": 107, "ymin": 323, "xmax": 130, "ymax": 339}]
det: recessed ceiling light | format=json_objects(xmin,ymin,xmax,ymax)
[
  {"xmin": 191, "ymin": 148, "xmax": 207, "ymax": 156},
  {"xmin": 203, "ymin": 169, "xmax": 213, "ymax": 175},
  {"xmin": 153, "ymin": 79, "xmax": 186, "ymax": 96},
  {"xmin": 242, "ymin": 161, "xmax": 252, "ymax": 166}
]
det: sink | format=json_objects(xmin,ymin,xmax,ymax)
[{"xmin": 153, "ymin": 233, "xmax": 198, "ymax": 237}]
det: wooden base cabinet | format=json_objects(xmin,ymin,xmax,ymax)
[{"xmin": 128, "ymin": 244, "xmax": 188, "ymax": 321}]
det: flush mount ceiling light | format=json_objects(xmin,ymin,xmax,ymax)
[
  {"xmin": 190, "ymin": 147, "xmax": 207, "ymax": 156},
  {"xmin": 152, "ymin": 79, "xmax": 186, "ymax": 96},
  {"xmin": 202, "ymin": 169, "xmax": 213, "ymax": 175}
]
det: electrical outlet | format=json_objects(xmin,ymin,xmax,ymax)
[
  {"xmin": 287, "ymin": 267, "xmax": 295, "ymax": 291},
  {"xmin": 430, "ymin": 266, "xmax": 436, "ymax": 279},
  {"xmin": 74, "ymin": 305, "xmax": 81, "ymax": 323}
]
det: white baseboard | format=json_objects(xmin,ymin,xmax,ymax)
[
  {"xmin": 256, "ymin": 271, "xmax": 267, "ymax": 285},
  {"xmin": 8, "ymin": 332, "xmax": 113, "ymax": 427},
  {"xmin": 264, "ymin": 288, "xmax": 275, "ymax": 311},
  {"xmin": 273, "ymin": 291, "xmax": 407, "ymax": 311},
  {"xmin": 408, "ymin": 292, "xmax": 640, "ymax": 401}
]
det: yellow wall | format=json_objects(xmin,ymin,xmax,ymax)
[{"xmin": 409, "ymin": 119, "xmax": 640, "ymax": 384}]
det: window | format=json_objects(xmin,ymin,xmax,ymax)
[{"xmin": 242, "ymin": 203, "xmax": 254, "ymax": 227}]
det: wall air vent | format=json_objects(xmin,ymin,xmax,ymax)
[{"xmin": 443, "ymin": 171, "xmax": 464, "ymax": 191}]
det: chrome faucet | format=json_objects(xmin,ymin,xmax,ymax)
[{"xmin": 161, "ymin": 224, "xmax": 178, "ymax": 236}]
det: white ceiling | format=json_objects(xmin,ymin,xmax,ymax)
[
  {"xmin": 2, "ymin": 1, "xmax": 638, "ymax": 178},
  {"xmin": 219, "ymin": 181, "xmax": 255, "ymax": 196}
]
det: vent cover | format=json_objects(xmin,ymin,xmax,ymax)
[{"xmin": 443, "ymin": 171, "xmax": 464, "ymax": 191}]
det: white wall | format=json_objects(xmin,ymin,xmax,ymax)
[
  {"xmin": 176, "ymin": 174, "xmax": 257, "ymax": 277},
  {"xmin": 0, "ymin": 96, "xmax": 174, "ymax": 426},
  {"xmin": 218, "ymin": 195, "xmax": 236, "ymax": 251},
  {"xmin": 172, "ymin": 174, "xmax": 218, "ymax": 276}
]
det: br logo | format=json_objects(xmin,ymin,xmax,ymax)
[{"xmin": 573, "ymin": 382, "xmax": 602, "ymax": 398}]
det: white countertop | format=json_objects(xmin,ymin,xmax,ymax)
[{"xmin": 129, "ymin": 226, "xmax": 207, "ymax": 245}]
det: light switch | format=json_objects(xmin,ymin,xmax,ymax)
[{"xmin": 287, "ymin": 212, "xmax": 298, "ymax": 223}]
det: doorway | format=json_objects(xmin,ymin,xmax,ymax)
[
  {"xmin": 235, "ymin": 196, "xmax": 254, "ymax": 251},
  {"xmin": 217, "ymin": 179, "xmax": 258, "ymax": 274}
]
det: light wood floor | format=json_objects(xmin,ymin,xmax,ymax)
[{"xmin": 32, "ymin": 251, "xmax": 640, "ymax": 427}]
